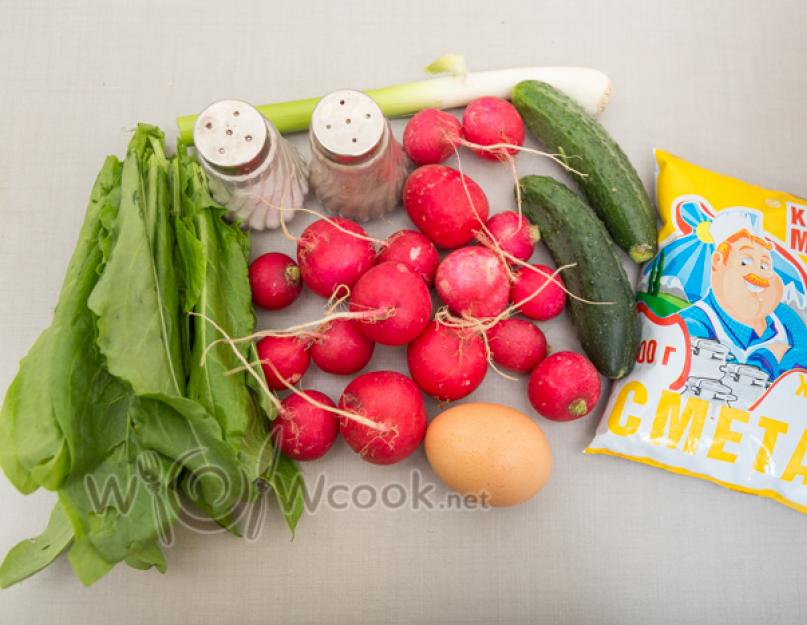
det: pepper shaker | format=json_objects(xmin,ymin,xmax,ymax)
[
  {"xmin": 308, "ymin": 90, "xmax": 408, "ymax": 221},
  {"xmin": 193, "ymin": 99, "xmax": 308, "ymax": 230}
]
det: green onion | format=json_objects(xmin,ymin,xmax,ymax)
[{"xmin": 176, "ymin": 55, "xmax": 611, "ymax": 144}]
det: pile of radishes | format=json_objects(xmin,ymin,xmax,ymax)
[{"xmin": 247, "ymin": 96, "xmax": 602, "ymax": 467}]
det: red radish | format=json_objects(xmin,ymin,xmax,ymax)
[
  {"xmin": 435, "ymin": 247, "xmax": 509, "ymax": 318},
  {"xmin": 349, "ymin": 262, "xmax": 432, "ymax": 346},
  {"xmin": 310, "ymin": 319, "xmax": 374, "ymax": 375},
  {"xmin": 407, "ymin": 322, "xmax": 488, "ymax": 401},
  {"xmin": 376, "ymin": 229, "xmax": 440, "ymax": 286},
  {"xmin": 256, "ymin": 336, "xmax": 310, "ymax": 391},
  {"xmin": 296, "ymin": 217, "xmax": 375, "ymax": 297},
  {"xmin": 272, "ymin": 390, "xmax": 339, "ymax": 461},
  {"xmin": 339, "ymin": 371, "xmax": 427, "ymax": 465},
  {"xmin": 487, "ymin": 318, "xmax": 547, "ymax": 373},
  {"xmin": 249, "ymin": 252, "xmax": 303, "ymax": 310},
  {"xmin": 481, "ymin": 211, "xmax": 540, "ymax": 263},
  {"xmin": 528, "ymin": 352, "xmax": 601, "ymax": 421},
  {"xmin": 402, "ymin": 108, "xmax": 462, "ymax": 165},
  {"xmin": 461, "ymin": 96, "xmax": 525, "ymax": 161},
  {"xmin": 511, "ymin": 264, "xmax": 566, "ymax": 321},
  {"xmin": 403, "ymin": 165, "xmax": 489, "ymax": 249}
]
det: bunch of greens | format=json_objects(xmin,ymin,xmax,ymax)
[{"xmin": 0, "ymin": 125, "xmax": 302, "ymax": 587}]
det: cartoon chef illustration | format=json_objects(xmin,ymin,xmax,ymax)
[{"xmin": 673, "ymin": 206, "xmax": 807, "ymax": 378}]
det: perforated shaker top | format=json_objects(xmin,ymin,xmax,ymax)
[
  {"xmin": 193, "ymin": 99, "xmax": 269, "ymax": 175},
  {"xmin": 310, "ymin": 90, "xmax": 385, "ymax": 163}
]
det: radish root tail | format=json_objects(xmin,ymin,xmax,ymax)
[
  {"xmin": 259, "ymin": 358, "xmax": 389, "ymax": 432},
  {"xmin": 246, "ymin": 193, "xmax": 388, "ymax": 246}
]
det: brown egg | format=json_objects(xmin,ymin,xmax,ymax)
[{"xmin": 425, "ymin": 402, "xmax": 552, "ymax": 507}]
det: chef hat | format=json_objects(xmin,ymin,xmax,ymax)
[{"xmin": 698, "ymin": 207, "xmax": 771, "ymax": 249}]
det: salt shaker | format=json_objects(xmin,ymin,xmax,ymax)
[
  {"xmin": 193, "ymin": 99, "xmax": 308, "ymax": 230},
  {"xmin": 308, "ymin": 90, "xmax": 408, "ymax": 221}
]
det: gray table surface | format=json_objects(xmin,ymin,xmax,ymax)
[{"xmin": 1, "ymin": 1, "xmax": 806, "ymax": 624}]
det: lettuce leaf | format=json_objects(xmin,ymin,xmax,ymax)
[
  {"xmin": 0, "ymin": 502, "xmax": 73, "ymax": 588},
  {"xmin": 0, "ymin": 156, "xmax": 123, "ymax": 493},
  {"xmin": 0, "ymin": 126, "xmax": 303, "ymax": 588},
  {"xmin": 88, "ymin": 127, "xmax": 187, "ymax": 398},
  {"xmin": 174, "ymin": 148, "xmax": 303, "ymax": 529},
  {"xmin": 177, "ymin": 153, "xmax": 255, "ymax": 448}
]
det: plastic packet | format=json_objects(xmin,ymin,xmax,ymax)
[{"xmin": 587, "ymin": 150, "xmax": 807, "ymax": 514}]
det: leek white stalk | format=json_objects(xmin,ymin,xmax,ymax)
[{"xmin": 177, "ymin": 55, "xmax": 611, "ymax": 143}]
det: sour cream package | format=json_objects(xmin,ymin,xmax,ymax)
[{"xmin": 587, "ymin": 150, "xmax": 807, "ymax": 514}]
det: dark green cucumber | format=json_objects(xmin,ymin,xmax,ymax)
[
  {"xmin": 520, "ymin": 175, "xmax": 639, "ymax": 379},
  {"xmin": 512, "ymin": 80, "xmax": 657, "ymax": 263}
]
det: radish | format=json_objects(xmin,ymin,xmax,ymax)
[
  {"xmin": 402, "ymin": 108, "xmax": 462, "ymax": 165},
  {"xmin": 461, "ymin": 96, "xmax": 525, "ymax": 161},
  {"xmin": 435, "ymin": 246, "xmax": 509, "ymax": 318},
  {"xmin": 511, "ymin": 264, "xmax": 567, "ymax": 321},
  {"xmin": 528, "ymin": 351, "xmax": 601, "ymax": 421},
  {"xmin": 487, "ymin": 318, "xmax": 547, "ymax": 373},
  {"xmin": 256, "ymin": 335, "xmax": 310, "ymax": 391},
  {"xmin": 349, "ymin": 262, "xmax": 432, "ymax": 346},
  {"xmin": 339, "ymin": 371, "xmax": 428, "ymax": 465},
  {"xmin": 249, "ymin": 252, "xmax": 303, "ymax": 310},
  {"xmin": 310, "ymin": 318, "xmax": 374, "ymax": 376},
  {"xmin": 407, "ymin": 321, "xmax": 488, "ymax": 401},
  {"xmin": 480, "ymin": 211, "xmax": 539, "ymax": 263},
  {"xmin": 296, "ymin": 217, "xmax": 375, "ymax": 297},
  {"xmin": 272, "ymin": 390, "xmax": 339, "ymax": 461},
  {"xmin": 376, "ymin": 229, "xmax": 440, "ymax": 286},
  {"xmin": 403, "ymin": 164, "xmax": 489, "ymax": 249}
]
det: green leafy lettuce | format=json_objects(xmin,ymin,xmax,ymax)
[{"xmin": 0, "ymin": 125, "xmax": 302, "ymax": 588}]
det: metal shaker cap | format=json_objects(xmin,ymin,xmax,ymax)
[
  {"xmin": 193, "ymin": 99, "xmax": 269, "ymax": 175},
  {"xmin": 310, "ymin": 90, "xmax": 386, "ymax": 164}
]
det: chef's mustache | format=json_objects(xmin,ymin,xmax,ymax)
[{"xmin": 743, "ymin": 273, "xmax": 770, "ymax": 288}]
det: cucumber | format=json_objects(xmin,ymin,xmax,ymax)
[
  {"xmin": 520, "ymin": 175, "xmax": 639, "ymax": 379},
  {"xmin": 512, "ymin": 80, "xmax": 657, "ymax": 263}
]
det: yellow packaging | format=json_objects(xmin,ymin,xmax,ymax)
[{"xmin": 587, "ymin": 150, "xmax": 807, "ymax": 515}]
